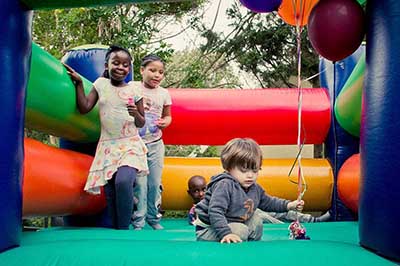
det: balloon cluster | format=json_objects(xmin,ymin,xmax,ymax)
[
  {"xmin": 238, "ymin": 0, "xmax": 318, "ymax": 25},
  {"xmin": 238, "ymin": 0, "xmax": 366, "ymax": 62}
]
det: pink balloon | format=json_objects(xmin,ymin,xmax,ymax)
[
  {"xmin": 308, "ymin": 0, "xmax": 365, "ymax": 61},
  {"xmin": 239, "ymin": 0, "xmax": 282, "ymax": 13}
]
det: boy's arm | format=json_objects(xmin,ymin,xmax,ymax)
[
  {"xmin": 208, "ymin": 181, "xmax": 232, "ymax": 240},
  {"xmin": 258, "ymin": 186, "xmax": 290, "ymax": 213}
]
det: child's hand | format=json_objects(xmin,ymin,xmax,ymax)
[
  {"xmin": 220, "ymin": 233, "xmax": 242, "ymax": 244},
  {"xmin": 287, "ymin": 200, "xmax": 304, "ymax": 212},
  {"xmin": 126, "ymin": 103, "xmax": 139, "ymax": 117},
  {"xmin": 63, "ymin": 63, "xmax": 82, "ymax": 84},
  {"xmin": 155, "ymin": 118, "xmax": 167, "ymax": 129}
]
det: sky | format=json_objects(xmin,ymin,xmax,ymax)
[{"xmin": 163, "ymin": 0, "xmax": 238, "ymax": 51}]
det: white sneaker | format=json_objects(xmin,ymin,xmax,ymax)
[
  {"xmin": 315, "ymin": 211, "xmax": 331, "ymax": 222},
  {"xmin": 150, "ymin": 223, "xmax": 164, "ymax": 230}
]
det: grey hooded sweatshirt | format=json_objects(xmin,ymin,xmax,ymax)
[{"xmin": 195, "ymin": 172, "xmax": 290, "ymax": 240}]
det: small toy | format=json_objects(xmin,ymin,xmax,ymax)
[
  {"xmin": 127, "ymin": 97, "xmax": 134, "ymax": 105},
  {"xmin": 288, "ymin": 220, "xmax": 310, "ymax": 240}
]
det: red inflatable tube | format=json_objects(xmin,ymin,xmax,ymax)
[
  {"xmin": 22, "ymin": 138, "xmax": 106, "ymax": 217},
  {"xmin": 163, "ymin": 88, "xmax": 331, "ymax": 145}
]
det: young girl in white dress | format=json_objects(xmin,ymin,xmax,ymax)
[{"xmin": 65, "ymin": 45, "xmax": 148, "ymax": 229}]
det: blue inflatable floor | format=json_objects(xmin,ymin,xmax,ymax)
[{"xmin": 0, "ymin": 220, "xmax": 397, "ymax": 266}]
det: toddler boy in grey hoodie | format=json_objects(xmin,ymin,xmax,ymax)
[{"xmin": 194, "ymin": 138, "xmax": 304, "ymax": 243}]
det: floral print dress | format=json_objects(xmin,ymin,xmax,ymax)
[{"xmin": 84, "ymin": 77, "xmax": 148, "ymax": 194}]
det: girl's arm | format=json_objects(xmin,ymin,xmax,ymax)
[
  {"xmin": 127, "ymin": 98, "xmax": 145, "ymax": 128},
  {"xmin": 156, "ymin": 105, "xmax": 172, "ymax": 129},
  {"xmin": 64, "ymin": 63, "xmax": 98, "ymax": 114}
]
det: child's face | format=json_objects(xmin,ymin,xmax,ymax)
[
  {"xmin": 229, "ymin": 166, "xmax": 259, "ymax": 189},
  {"xmin": 187, "ymin": 178, "xmax": 207, "ymax": 204},
  {"xmin": 140, "ymin": 60, "xmax": 165, "ymax": 89},
  {"xmin": 106, "ymin": 51, "xmax": 131, "ymax": 82}
]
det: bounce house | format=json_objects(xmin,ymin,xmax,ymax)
[{"xmin": 0, "ymin": 0, "xmax": 399, "ymax": 265}]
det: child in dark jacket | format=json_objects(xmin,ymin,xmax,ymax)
[
  {"xmin": 187, "ymin": 175, "xmax": 329, "ymax": 225},
  {"xmin": 194, "ymin": 138, "xmax": 304, "ymax": 243}
]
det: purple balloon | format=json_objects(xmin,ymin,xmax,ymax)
[
  {"xmin": 239, "ymin": 0, "xmax": 283, "ymax": 13},
  {"xmin": 308, "ymin": 0, "xmax": 365, "ymax": 62}
]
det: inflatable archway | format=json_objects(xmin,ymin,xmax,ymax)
[{"xmin": 0, "ymin": 0, "xmax": 399, "ymax": 264}]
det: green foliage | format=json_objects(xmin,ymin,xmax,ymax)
[
  {"xmin": 165, "ymin": 145, "xmax": 198, "ymax": 157},
  {"xmin": 201, "ymin": 146, "xmax": 218, "ymax": 157},
  {"xmin": 32, "ymin": 1, "xmax": 206, "ymax": 67},
  {"xmin": 165, "ymin": 145, "xmax": 218, "ymax": 157},
  {"xmin": 164, "ymin": 49, "xmax": 240, "ymax": 88},
  {"xmin": 24, "ymin": 128, "xmax": 59, "ymax": 146},
  {"xmin": 163, "ymin": 210, "xmax": 187, "ymax": 218},
  {"xmin": 23, "ymin": 217, "xmax": 45, "ymax": 228}
]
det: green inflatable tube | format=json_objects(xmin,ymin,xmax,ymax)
[
  {"xmin": 334, "ymin": 52, "xmax": 365, "ymax": 137},
  {"xmin": 25, "ymin": 43, "xmax": 100, "ymax": 142}
]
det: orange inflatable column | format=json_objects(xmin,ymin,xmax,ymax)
[
  {"xmin": 337, "ymin": 153, "xmax": 360, "ymax": 213},
  {"xmin": 23, "ymin": 138, "xmax": 106, "ymax": 217}
]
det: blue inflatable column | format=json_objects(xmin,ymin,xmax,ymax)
[
  {"xmin": 320, "ymin": 47, "xmax": 362, "ymax": 221},
  {"xmin": 0, "ymin": 1, "xmax": 32, "ymax": 252},
  {"xmin": 360, "ymin": 0, "xmax": 400, "ymax": 261}
]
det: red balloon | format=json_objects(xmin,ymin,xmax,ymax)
[
  {"xmin": 239, "ymin": 0, "xmax": 282, "ymax": 13},
  {"xmin": 307, "ymin": 0, "xmax": 365, "ymax": 61}
]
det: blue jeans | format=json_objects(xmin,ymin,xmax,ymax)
[
  {"xmin": 103, "ymin": 166, "xmax": 137, "ymax": 229},
  {"xmin": 257, "ymin": 209, "xmax": 315, "ymax": 223},
  {"xmin": 132, "ymin": 139, "xmax": 164, "ymax": 228}
]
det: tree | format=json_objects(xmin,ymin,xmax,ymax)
[
  {"xmin": 163, "ymin": 49, "xmax": 240, "ymax": 88},
  {"xmin": 32, "ymin": 1, "xmax": 207, "ymax": 65},
  {"xmin": 191, "ymin": 2, "xmax": 320, "ymax": 88}
]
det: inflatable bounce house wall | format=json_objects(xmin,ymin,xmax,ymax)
[{"xmin": 0, "ymin": 0, "xmax": 399, "ymax": 265}]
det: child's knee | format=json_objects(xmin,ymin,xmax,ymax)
[
  {"xmin": 229, "ymin": 223, "xmax": 250, "ymax": 241},
  {"xmin": 248, "ymin": 212, "xmax": 263, "ymax": 227}
]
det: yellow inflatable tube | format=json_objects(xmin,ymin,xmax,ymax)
[{"xmin": 162, "ymin": 157, "xmax": 333, "ymax": 212}]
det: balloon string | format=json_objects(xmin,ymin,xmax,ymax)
[
  {"xmin": 296, "ymin": 27, "xmax": 304, "ymax": 200},
  {"xmin": 294, "ymin": 0, "xmax": 306, "ymax": 203}
]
